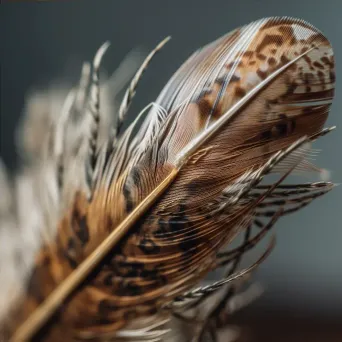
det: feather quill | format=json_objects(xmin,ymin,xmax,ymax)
[{"xmin": 0, "ymin": 17, "xmax": 336, "ymax": 341}]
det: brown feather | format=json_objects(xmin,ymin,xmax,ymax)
[{"xmin": 3, "ymin": 17, "xmax": 336, "ymax": 341}]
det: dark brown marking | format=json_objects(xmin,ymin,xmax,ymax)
[
  {"xmin": 313, "ymin": 61, "xmax": 324, "ymax": 69},
  {"xmin": 268, "ymin": 57, "xmax": 276, "ymax": 66},
  {"xmin": 130, "ymin": 166, "xmax": 142, "ymax": 187},
  {"xmin": 278, "ymin": 24, "xmax": 294, "ymax": 34},
  {"xmin": 307, "ymin": 33, "xmax": 322, "ymax": 45},
  {"xmin": 78, "ymin": 215, "xmax": 89, "ymax": 245},
  {"xmin": 113, "ymin": 260, "xmax": 145, "ymax": 278},
  {"xmin": 256, "ymin": 34, "xmax": 284, "ymax": 53},
  {"xmin": 317, "ymin": 70, "xmax": 325, "ymax": 81},
  {"xmin": 261, "ymin": 130, "xmax": 272, "ymax": 140},
  {"xmin": 197, "ymin": 93, "xmax": 223, "ymax": 122},
  {"xmin": 317, "ymin": 70, "xmax": 327, "ymax": 89},
  {"xmin": 257, "ymin": 53, "xmax": 267, "ymax": 60},
  {"xmin": 280, "ymin": 55, "xmax": 291, "ymax": 66},
  {"xmin": 243, "ymin": 51, "xmax": 254, "ymax": 58},
  {"xmin": 123, "ymin": 183, "xmax": 134, "ymax": 213},
  {"xmin": 289, "ymin": 37, "xmax": 297, "ymax": 45},
  {"xmin": 115, "ymin": 264, "xmax": 139, "ymax": 278},
  {"xmin": 197, "ymin": 98, "xmax": 212, "ymax": 116},
  {"xmin": 284, "ymin": 82, "xmax": 297, "ymax": 96},
  {"xmin": 279, "ymin": 25, "xmax": 297, "ymax": 45},
  {"xmin": 275, "ymin": 123, "xmax": 288, "ymax": 136},
  {"xmin": 179, "ymin": 224, "xmax": 198, "ymax": 252},
  {"xmin": 154, "ymin": 218, "xmax": 170, "ymax": 236},
  {"xmin": 303, "ymin": 55, "xmax": 314, "ymax": 70},
  {"xmin": 168, "ymin": 218, "xmax": 188, "ymax": 233},
  {"xmin": 119, "ymin": 279, "xmax": 143, "ymax": 296},
  {"xmin": 140, "ymin": 268, "xmax": 159, "ymax": 280},
  {"xmin": 71, "ymin": 200, "xmax": 89, "ymax": 246},
  {"xmin": 98, "ymin": 300, "xmax": 118, "ymax": 317},
  {"xmin": 235, "ymin": 86, "xmax": 247, "ymax": 97},
  {"xmin": 256, "ymin": 69, "xmax": 267, "ymax": 80},
  {"xmin": 330, "ymin": 71, "xmax": 336, "ymax": 83},
  {"xmin": 123, "ymin": 309, "xmax": 138, "ymax": 320},
  {"xmin": 227, "ymin": 61, "xmax": 244, "ymax": 69},
  {"xmin": 64, "ymin": 238, "xmax": 78, "ymax": 269},
  {"xmin": 288, "ymin": 89, "xmax": 333, "ymax": 103},
  {"xmin": 138, "ymin": 238, "xmax": 160, "ymax": 254},
  {"xmin": 262, "ymin": 18, "xmax": 297, "ymax": 30},
  {"xmin": 186, "ymin": 178, "xmax": 214, "ymax": 194},
  {"xmin": 216, "ymin": 74, "xmax": 240, "ymax": 85},
  {"xmin": 179, "ymin": 234, "xmax": 198, "ymax": 252},
  {"xmin": 103, "ymin": 274, "xmax": 114, "ymax": 286},
  {"xmin": 303, "ymin": 73, "xmax": 313, "ymax": 85},
  {"xmin": 228, "ymin": 74, "xmax": 241, "ymax": 83},
  {"xmin": 26, "ymin": 267, "xmax": 45, "ymax": 303}
]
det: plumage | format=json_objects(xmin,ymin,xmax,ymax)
[{"xmin": 0, "ymin": 17, "xmax": 336, "ymax": 342}]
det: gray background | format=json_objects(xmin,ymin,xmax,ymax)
[{"xmin": 1, "ymin": 0, "xmax": 341, "ymax": 319}]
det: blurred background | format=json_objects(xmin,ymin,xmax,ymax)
[{"xmin": 1, "ymin": 1, "xmax": 342, "ymax": 341}]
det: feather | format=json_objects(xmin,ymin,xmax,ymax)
[{"xmin": 0, "ymin": 17, "xmax": 336, "ymax": 342}]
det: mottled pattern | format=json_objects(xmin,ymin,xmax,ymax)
[{"xmin": 6, "ymin": 17, "xmax": 335, "ymax": 341}]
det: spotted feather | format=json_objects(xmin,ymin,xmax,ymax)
[{"xmin": 1, "ymin": 16, "xmax": 336, "ymax": 342}]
